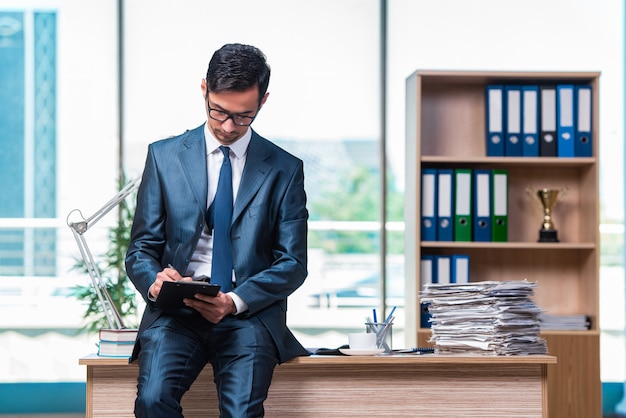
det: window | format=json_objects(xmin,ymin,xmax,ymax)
[
  {"xmin": 0, "ymin": 11, "xmax": 57, "ymax": 276},
  {"xmin": 122, "ymin": 0, "xmax": 383, "ymax": 349}
]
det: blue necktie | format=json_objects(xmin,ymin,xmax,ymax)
[{"xmin": 211, "ymin": 146, "xmax": 233, "ymax": 292}]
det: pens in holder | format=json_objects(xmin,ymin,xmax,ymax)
[{"xmin": 365, "ymin": 315, "xmax": 394, "ymax": 353}]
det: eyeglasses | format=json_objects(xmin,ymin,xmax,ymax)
[{"xmin": 207, "ymin": 103, "xmax": 258, "ymax": 127}]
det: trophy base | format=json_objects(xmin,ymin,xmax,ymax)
[{"xmin": 538, "ymin": 229, "xmax": 559, "ymax": 243}]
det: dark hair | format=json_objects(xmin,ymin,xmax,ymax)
[{"xmin": 206, "ymin": 43, "xmax": 271, "ymax": 104}]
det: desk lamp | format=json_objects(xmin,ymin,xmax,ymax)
[{"xmin": 66, "ymin": 177, "xmax": 141, "ymax": 330}]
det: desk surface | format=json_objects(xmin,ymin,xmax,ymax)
[{"xmin": 80, "ymin": 353, "xmax": 556, "ymax": 367}]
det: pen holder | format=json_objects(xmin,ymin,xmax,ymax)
[{"xmin": 365, "ymin": 322, "xmax": 393, "ymax": 353}]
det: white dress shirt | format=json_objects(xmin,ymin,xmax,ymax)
[{"xmin": 186, "ymin": 122, "xmax": 251, "ymax": 314}]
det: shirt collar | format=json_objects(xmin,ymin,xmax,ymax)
[{"xmin": 204, "ymin": 122, "xmax": 251, "ymax": 160}]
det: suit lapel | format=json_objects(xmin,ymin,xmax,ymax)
[
  {"xmin": 179, "ymin": 126, "xmax": 208, "ymax": 213},
  {"xmin": 233, "ymin": 132, "xmax": 272, "ymax": 223}
]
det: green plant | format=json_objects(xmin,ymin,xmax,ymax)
[{"xmin": 70, "ymin": 175, "xmax": 139, "ymax": 332}]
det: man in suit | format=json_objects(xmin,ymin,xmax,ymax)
[{"xmin": 125, "ymin": 43, "xmax": 309, "ymax": 418}]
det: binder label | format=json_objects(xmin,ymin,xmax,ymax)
[
  {"xmin": 523, "ymin": 89, "xmax": 538, "ymax": 135},
  {"xmin": 559, "ymin": 87, "xmax": 574, "ymax": 130},
  {"xmin": 493, "ymin": 174, "xmax": 507, "ymax": 216},
  {"xmin": 541, "ymin": 89, "xmax": 556, "ymax": 132},
  {"xmin": 577, "ymin": 88, "xmax": 591, "ymax": 132},
  {"xmin": 476, "ymin": 174, "xmax": 490, "ymax": 218},
  {"xmin": 488, "ymin": 88, "xmax": 503, "ymax": 133},
  {"xmin": 422, "ymin": 174, "xmax": 436, "ymax": 218},
  {"xmin": 456, "ymin": 173, "xmax": 471, "ymax": 215}
]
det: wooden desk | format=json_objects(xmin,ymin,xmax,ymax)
[{"xmin": 80, "ymin": 354, "xmax": 556, "ymax": 417}]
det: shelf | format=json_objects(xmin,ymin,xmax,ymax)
[
  {"xmin": 420, "ymin": 242, "xmax": 595, "ymax": 250},
  {"xmin": 412, "ymin": 69, "xmax": 600, "ymax": 84},
  {"xmin": 421, "ymin": 156, "xmax": 596, "ymax": 167},
  {"xmin": 540, "ymin": 329, "xmax": 600, "ymax": 337}
]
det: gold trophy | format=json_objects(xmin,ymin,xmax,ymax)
[{"xmin": 527, "ymin": 187, "xmax": 567, "ymax": 243}]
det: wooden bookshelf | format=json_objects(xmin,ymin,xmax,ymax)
[{"xmin": 404, "ymin": 70, "xmax": 601, "ymax": 418}]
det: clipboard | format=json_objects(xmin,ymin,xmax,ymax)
[{"xmin": 155, "ymin": 280, "xmax": 221, "ymax": 309}]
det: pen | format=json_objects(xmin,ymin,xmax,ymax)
[
  {"xmin": 385, "ymin": 306, "xmax": 396, "ymax": 324},
  {"xmin": 380, "ymin": 316, "xmax": 394, "ymax": 335},
  {"xmin": 168, "ymin": 264, "xmax": 196, "ymax": 278},
  {"xmin": 393, "ymin": 347, "xmax": 434, "ymax": 354},
  {"xmin": 365, "ymin": 316, "xmax": 374, "ymax": 331},
  {"xmin": 373, "ymin": 308, "xmax": 378, "ymax": 323}
]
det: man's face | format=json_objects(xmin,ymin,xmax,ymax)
[{"xmin": 201, "ymin": 79, "xmax": 268, "ymax": 146}]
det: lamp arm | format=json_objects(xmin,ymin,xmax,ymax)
[
  {"xmin": 70, "ymin": 227, "xmax": 123, "ymax": 329},
  {"xmin": 74, "ymin": 177, "xmax": 142, "ymax": 233},
  {"xmin": 66, "ymin": 177, "xmax": 141, "ymax": 330}
]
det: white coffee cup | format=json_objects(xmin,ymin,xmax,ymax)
[{"xmin": 348, "ymin": 332, "xmax": 377, "ymax": 350}]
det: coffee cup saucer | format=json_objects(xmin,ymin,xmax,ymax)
[{"xmin": 339, "ymin": 348, "xmax": 385, "ymax": 356}]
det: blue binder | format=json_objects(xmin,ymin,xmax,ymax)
[
  {"xmin": 575, "ymin": 85, "xmax": 593, "ymax": 157},
  {"xmin": 420, "ymin": 254, "xmax": 436, "ymax": 287},
  {"xmin": 420, "ymin": 302, "xmax": 432, "ymax": 329},
  {"xmin": 522, "ymin": 86, "xmax": 539, "ymax": 157},
  {"xmin": 420, "ymin": 255, "xmax": 436, "ymax": 328},
  {"xmin": 421, "ymin": 169, "xmax": 437, "ymax": 241},
  {"xmin": 556, "ymin": 84, "xmax": 575, "ymax": 157},
  {"xmin": 437, "ymin": 169, "xmax": 454, "ymax": 241},
  {"xmin": 435, "ymin": 255, "xmax": 451, "ymax": 284},
  {"xmin": 486, "ymin": 85, "xmax": 505, "ymax": 156},
  {"xmin": 505, "ymin": 85, "xmax": 522, "ymax": 156},
  {"xmin": 451, "ymin": 254, "xmax": 470, "ymax": 284},
  {"xmin": 473, "ymin": 169, "xmax": 492, "ymax": 242}
]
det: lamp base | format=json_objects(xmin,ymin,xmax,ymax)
[{"xmin": 538, "ymin": 229, "xmax": 559, "ymax": 242}]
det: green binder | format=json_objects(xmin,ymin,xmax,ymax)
[
  {"xmin": 454, "ymin": 168, "xmax": 472, "ymax": 241},
  {"xmin": 491, "ymin": 169, "xmax": 508, "ymax": 242}
]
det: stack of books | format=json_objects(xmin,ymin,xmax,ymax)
[
  {"xmin": 420, "ymin": 280, "xmax": 548, "ymax": 356},
  {"xmin": 97, "ymin": 328, "xmax": 138, "ymax": 357}
]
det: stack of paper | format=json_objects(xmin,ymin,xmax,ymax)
[
  {"xmin": 420, "ymin": 280, "xmax": 548, "ymax": 356},
  {"xmin": 539, "ymin": 313, "xmax": 590, "ymax": 331}
]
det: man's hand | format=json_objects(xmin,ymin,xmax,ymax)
[
  {"xmin": 149, "ymin": 265, "xmax": 193, "ymax": 299},
  {"xmin": 183, "ymin": 292, "xmax": 237, "ymax": 324}
]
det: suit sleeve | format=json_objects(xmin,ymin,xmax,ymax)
[{"xmin": 125, "ymin": 145, "xmax": 167, "ymax": 302}]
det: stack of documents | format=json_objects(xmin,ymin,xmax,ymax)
[
  {"xmin": 539, "ymin": 313, "xmax": 590, "ymax": 331},
  {"xmin": 420, "ymin": 281, "xmax": 548, "ymax": 356}
]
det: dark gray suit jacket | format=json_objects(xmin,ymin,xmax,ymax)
[{"xmin": 125, "ymin": 124, "xmax": 309, "ymax": 363}]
